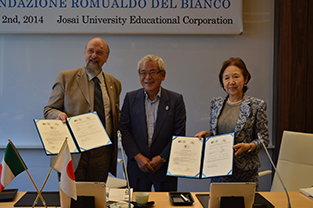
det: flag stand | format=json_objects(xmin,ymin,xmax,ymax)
[
  {"xmin": 31, "ymin": 138, "xmax": 68, "ymax": 208},
  {"xmin": 8, "ymin": 139, "xmax": 47, "ymax": 208}
]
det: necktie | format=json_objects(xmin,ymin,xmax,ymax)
[{"xmin": 93, "ymin": 77, "xmax": 106, "ymax": 128}]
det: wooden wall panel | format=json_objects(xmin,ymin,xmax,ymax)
[
  {"xmin": 306, "ymin": 1, "xmax": 313, "ymax": 132},
  {"xmin": 273, "ymin": 0, "xmax": 312, "ymax": 161}
]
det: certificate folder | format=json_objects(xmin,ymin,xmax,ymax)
[
  {"xmin": 167, "ymin": 133, "xmax": 234, "ymax": 178},
  {"xmin": 34, "ymin": 111, "xmax": 112, "ymax": 155}
]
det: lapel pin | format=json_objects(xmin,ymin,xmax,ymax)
[
  {"xmin": 166, "ymin": 106, "xmax": 169, "ymax": 111},
  {"xmin": 110, "ymin": 86, "xmax": 113, "ymax": 89}
]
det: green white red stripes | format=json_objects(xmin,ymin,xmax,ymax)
[{"xmin": 0, "ymin": 142, "xmax": 26, "ymax": 192}]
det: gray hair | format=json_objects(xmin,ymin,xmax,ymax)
[{"xmin": 137, "ymin": 54, "xmax": 166, "ymax": 72}]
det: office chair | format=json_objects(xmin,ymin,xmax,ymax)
[
  {"xmin": 258, "ymin": 170, "xmax": 272, "ymax": 177},
  {"xmin": 271, "ymin": 130, "xmax": 313, "ymax": 192}
]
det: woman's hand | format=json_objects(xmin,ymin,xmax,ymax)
[
  {"xmin": 233, "ymin": 142, "xmax": 255, "ymax": 156},
  {"xmin": 195, "ymin": 131, "xmax": 211, "ymax": 139}
]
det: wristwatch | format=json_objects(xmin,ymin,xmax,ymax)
[{"xmin": 161, "ymin": 157, "xmax": 166, "ymax": 163}]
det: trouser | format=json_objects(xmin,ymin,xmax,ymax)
[{"xmin": 75, "ymin": 145, "xmax": 113, "ymax": 182}]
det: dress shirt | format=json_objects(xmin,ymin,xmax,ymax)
[
  {"xmin": 144, "ymin": 88, "xmax": 161, "ymax": 148},
  {"xmin": 88, "ymin": 72, "xmax": 113, "ymax": 137}
]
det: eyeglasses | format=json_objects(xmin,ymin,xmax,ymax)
[{"xmin": 139, "ymin": 70, "xmax": 163, "ymax": 77}]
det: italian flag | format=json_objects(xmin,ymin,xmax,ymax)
[{"xmin": 0, "ymin": 142, "xmax": 26, "ymax": 192}]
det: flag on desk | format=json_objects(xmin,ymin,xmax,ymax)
[
  {"xmin": 53, "ymin": 140, "xmax": 77, "ymax": 200},
  {"xmin": 0, "ymin": 142, "xmax": 26, "ymax": 192}
]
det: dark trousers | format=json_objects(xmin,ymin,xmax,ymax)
[
  {"xmin": 129, "ymin": 174, "xmax": 177, "ymax": 192},
  {"xmin": 75, "ymin": 145, "xmax": 112, "ymax": 182}
]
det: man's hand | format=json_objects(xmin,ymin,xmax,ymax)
[
  {"xmin": 150, "ymin": 155, "xmax": 164, "ymax": 173},
  {"xmin": 57, "ymin": 112, "xmax": 68, "ymax": 123},
  {"xmin": 134, "ymin": 153, "xmax": 155, "ymax": 173}
]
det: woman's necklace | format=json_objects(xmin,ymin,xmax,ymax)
[{"xmin": 227, "ymin": 98, "xmax": 242, "ymax": 105}]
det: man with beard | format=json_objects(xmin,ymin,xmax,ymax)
[{"xmin": 44, "ymin": 37, "xmax": 121, "ymax": 182}]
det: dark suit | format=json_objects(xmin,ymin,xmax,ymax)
[
  {"xmin": 44, "ymin": 67, "xmax": 121, "ymax": 179},
  {"xmin": 119, "ymin": 88, "xmax": 186, "ymax": 191}
]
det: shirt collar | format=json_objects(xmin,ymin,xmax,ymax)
[
  {"xmin": 87, "ymin": 70, "xmax": 104, "ymax": 84},
  {"xmin": 144, "ymin": 87, "xmax": 162, "ymax": 101}
]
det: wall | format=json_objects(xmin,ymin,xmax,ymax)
[
  {"xmin": 273, "ymin": 0, "xmax": 313, "ymax": 161},
  {"xmin": 0, "ymin": 0, "xmax": 274, "ymax": 192}
]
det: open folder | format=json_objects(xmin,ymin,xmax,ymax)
[
  {"xmin": 34, "ymin": 111, "xmax": 112, "ymax": 155},
  {"xmin": 167, "ymin": 133, "xmax": 234, "ymax": 178}
]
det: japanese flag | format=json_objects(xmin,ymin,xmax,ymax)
[{"xmin": 53, "ymin": 141, "xmax": 77, "ymax": 200}]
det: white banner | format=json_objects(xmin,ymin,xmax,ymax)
[{"xmin": 0, "ymin": 0, "xmax": 242, "ymax": 34}]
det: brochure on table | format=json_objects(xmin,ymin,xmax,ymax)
[
  {"xmin": 300, "ymin": 187, "xmax": 313, "ymax": 199},
  {"xmin": 34, "ymin": 111, "xmax": 112, "ymax": 155},
  {"xmin": 167, "ymin": 133, "xmax": 234, "ymax": 178}
]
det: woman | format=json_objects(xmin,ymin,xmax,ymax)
[{"xmin": 195, "ymin": 57, "xmax": 269, "ymax": 190}]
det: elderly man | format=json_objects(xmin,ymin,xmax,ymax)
[
  {"xmin": 119, "ymin": 54, "xmax": 186, "ymax": 191},
  {"xmin": 44, "ymin": 37, "xmax": 121, "ymax": 182}
]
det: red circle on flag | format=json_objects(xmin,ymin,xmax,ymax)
[{"xmin": 66, "ymin": 161, "xmax": 75, "ymax": 181}]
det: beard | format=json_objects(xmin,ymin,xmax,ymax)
[{"xmin": 86, "ymin": 58, "xmax": 102, "ymax": 76}]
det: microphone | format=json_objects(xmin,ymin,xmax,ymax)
[
  {"xmin": 257, "ymin": 133, "xmax": 291, "ymax": 208},
  {"xmin": 118, "ymin": 130, "xmax": 131, "ymax": 208}
]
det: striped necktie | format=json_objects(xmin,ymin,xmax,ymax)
[{"xmin": 93, "ymin": 77, "xmax": 106, "ymax": 128}]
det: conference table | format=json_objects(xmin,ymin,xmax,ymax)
[
  {"xmin": 0, "ymin": 191, "xmax": 312, "ymax": 208},
  {"xmin": 148, "ymin": 192, "xmax": 313, "ymax": 208}
]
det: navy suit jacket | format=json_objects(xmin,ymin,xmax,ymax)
[{"xmin": 119, "ymin": 88, "xmax": 186, "ymax": 182}]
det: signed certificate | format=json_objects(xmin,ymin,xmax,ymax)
[
  {"xmin": 167, "ymin": 137, "xmax": 203, "ymax": 178},
  {"xmin": 202, "ymin": 133, "xmax": 234, "ymax": 178},
  {"xmin": 167, "ymin": 133, "xmax": 234, "ymax": 178},
  {"xmin": 34, "ymin": 111, "xmax": 112, "ymax": 155},
  {"xmin": 68, "ymin": 112, "xmax": 111, "ymax": 152},
  {"xmin": 33, "ymin": 119, "xmax": 77, "ymax": 154}
]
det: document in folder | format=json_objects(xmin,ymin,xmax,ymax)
[
  {"xmin": 167, "ymin": 133, "xmax": 234, "ymax": 178},
  {"xmin": 34, "ymin": 111, "xmax": 112, "ymax": 155}
]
